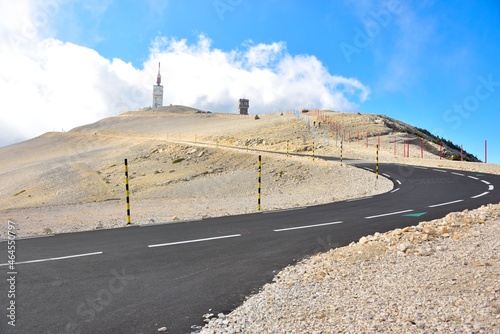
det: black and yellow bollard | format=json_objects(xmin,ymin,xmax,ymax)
[
  {"xmin": 258, "ymin": 155, "xmax": 262, "ymax": 211},
  {"xmin": 312, "ymin": 141, "xmax": 315, "ymax": 161},
  {"xmin": 124, "ymin": 159, "xmax": 131, "ymax": 225},
  {"xmin": 340, "ymin": 135, "xmax": 343, "ymax": 166}
]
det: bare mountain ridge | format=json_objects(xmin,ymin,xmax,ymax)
[{"xmin": 1, "ymin": 106, "xmax": 490, "ymax": 238}]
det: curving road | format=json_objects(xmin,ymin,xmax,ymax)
[{"xmin": 1, "ymin": 162, "xmax": 499, "ymax": 333}]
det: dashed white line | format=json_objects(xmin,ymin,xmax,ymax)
[
  {"xmin": 481, "ymin": 180, "xmax": 491, "ymax": 185},
  {"xmin": 414, "ymin": 166, "xmax": 428, "ymax": 170},
  {"xmin": 489, "ymin": 185, "xmax": 495, "ymax": 191},
  {"xmin": 396, "ymin": 180, "xmax": 402, "ymax": 185},
  {"xmin": 0, "ymin": 251, "xmax": 103, "ymax": 267},
  {"xmin": 390, "ymin": 188, "xmax": 400, "ymax": 193},
  {"xmin": 148, "ymin": 234, "xmax": 241, "ymax": 248},
  {"xmin": 365, "ymin": 209, "xmax": 414, "ymax": 219},
  {"xmin": 382, "ymin": 173, "xmax": 391, "ymax": 178},
  {"xmin": 274, "ymin": 221, "xmax": 344, "ymax": 232},
  {"xmin": 451, "ymin": 172, "xmax": 465, "ymax": 176},
  {"xmin": 347, "ymin": 196, "xmax": 373, "ymax": 202},
  {"xmin": 471, "ymin": 192, "xmax": 489, "ymax": 199},
  {"xmin": 468, "ymin": 176, "xmax": 479, "ymax": 180},
  {"xmin": 432, "ymin": 168, "xmax": 447, "ymax": 173},
  {"xmin": 428, "ymin": 199, "xmax": 464, "ymax": 208},
  {"xmin": 364, "ymin": 167, "xmax": 374, "ymax": 172}
]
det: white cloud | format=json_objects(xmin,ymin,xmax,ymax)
[
  {"xmin": 151, "ymin": 35, "xmax": 370, "ymax": 113},
  {"xmin": 0, "ymin": 1, "xmax": 370, "ymax": 147}
]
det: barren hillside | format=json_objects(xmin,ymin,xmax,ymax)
[{"xmin": 1, "ymin": 106, "xmax": 497, "ymax": 239}]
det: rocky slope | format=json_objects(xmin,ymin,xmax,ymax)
[{"xmin": 200, "ymin": 204, "xmax": 500, "ymax": 333}]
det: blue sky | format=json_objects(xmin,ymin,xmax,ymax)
[{"xmin": 1, "ymin": 0, "xmax": 499, "ymax": 163}]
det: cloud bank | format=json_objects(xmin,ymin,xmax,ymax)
[{"xmin": 0, "ymin": 3, "xmax": 370, "ymax": 147}]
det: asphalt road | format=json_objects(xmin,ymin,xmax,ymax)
[{"xmin": 1, "ymin": 162, "xmax": 499, "ymax": 334}]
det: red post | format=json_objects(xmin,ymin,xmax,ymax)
[
  {"xmin": 440, "ymin": 141, "xmax": 443, "ymax": 160},
  {"xmin": 460, "ymin": 145, "xmax": 463, "ymax": 161},
  {"xmin": 407, "ymin": 141, "xmax": 410, "ymax": 157},
  {"xmin": 403, "ymin": 140, "xmax": 406, "ymax": 158},
  {"xmin": 358, "ymin": 132, "xmax": 360, "ymax": 144},
  {"xmin": 485, "ymin": 140, "xmax": 487, "ymax": 163}
]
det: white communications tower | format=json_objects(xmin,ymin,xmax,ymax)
[{"xmin": 152, "ymin": 62, "xmax": 163, "ymax": 108}]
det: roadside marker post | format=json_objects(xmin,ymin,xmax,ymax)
[
  {"xmin": 340, "ymin": 135, "xmax": 343, "ymax": 166},
  {"xmin": 485, "ymin": 140, "xmax": 488, "ymax": 163},
  {"xmin": 124, "ymin": 159, "xmax": 131, "ymax": 225},
  {"xmin": 258, "ymin": 155, "xmax": 262, "ymax": 211},
  {"xmin": 376, "ymin": 145, "xmax": 379, "ymax": 179}
]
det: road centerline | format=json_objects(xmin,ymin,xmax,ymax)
[
  {"xmin": 148, "ymin": 234, "xmax": 242, "ymax": 248},
  {"xmin": 274, "ymin": 221, "xmax": 344, "ymax": 232},
  {"xmin": 428, "ymin": 199, "xmax": 464, "ymax": 208},
  {"xmin": 365, "ymin": 209, "xmax": 414, "ymax": 219},
  {"xmin": 471, "ymin": 192, "xmax": 489, "ymax": 199},
  {"xmin": 0, "ymin": 251, "xmax": 103, "ymax": 267},
  {"xmin": 432, "ymin": 168, "xmax": 447, "ymax": 173}
]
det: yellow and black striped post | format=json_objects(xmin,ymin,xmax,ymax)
[
  {"xmin": 340, "ymin": 136, "xmax": 343, "ymax": 166},
  {"xmin": 124, "ymin": 159, "xmax": 131, "ymax": 225},
  {"xmin": 258, "ymin": 155, "xmax": 262, "ymax": 211},
  {"xmin": 376, "ymin": 144, "xmax": 379, "ymax": 179},
  {"xmin": 312, "ymin": 141, "xmax": 315, "ymax": 161}
]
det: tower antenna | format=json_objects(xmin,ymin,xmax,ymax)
[{"xmin": 156, "ymin": 62, "xmax": 161, "ymax": 85}]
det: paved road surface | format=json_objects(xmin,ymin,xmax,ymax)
[{"xmin": 1, "ymin": 163, "xmax": 498, "ymax": 333}]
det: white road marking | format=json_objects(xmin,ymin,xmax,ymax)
[
  {"xmin": 468, "ymin": 176, "xmax": 479, "ymax": 180},
  {"xmin": 451, "ymin": 172, "xmax": 465, "ymax": 176},
  {"xmin": 364, "ymin": 167, "xmax": 374, "ymax": 172},
  {"xmin": 347, "ymin": 196, "xmax": 373, "ymax": 202},
  {"xmin": 382, "ymin": 173, "xmax": 391, "ymax": 178},
  {"xmin": 274, "ymin": 221, "xmax": 344, "ymax": 232},
  {"xmin": 148, "ymin": 234, "xmax": 241, "ymax": 248},
  {"xmin": 390, "ymin": 188, "xmax": 400, "ymax": 193},
  {"xmin": 481, "ymin": 180, "xmax": 491, "ymax": 185},
  {"xmin": 489, "ymin": 185, "xmax": 494, "ymax": 191},
  {"xmin": 414, "ymin": 166, "xmax": 428, "ymax": 170},
  {"xmin": 396, "ymin": 180, "xmax": 402, "ymax": 185},
  {"xmin": 471, "ymin": 192, "xmax": 489, "ymax": 199},
  {"xmin": 428, "ymin": 199, "xmax": 464, "ymax": 208},
  {"xmin": 365, "ymin": 209, "xmax": 414, "ymax": 219},
  {"xmin": 432, "ymin": 168, "xmax": 447, "ymax": 173},
  {"xmin": 0, "ymin": 251, "xmax": 103, "ymax": 267}
]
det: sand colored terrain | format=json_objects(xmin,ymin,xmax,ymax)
[{"xmin": 1, "ymin": 106, "xmax": 498, "ymax": 239}]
